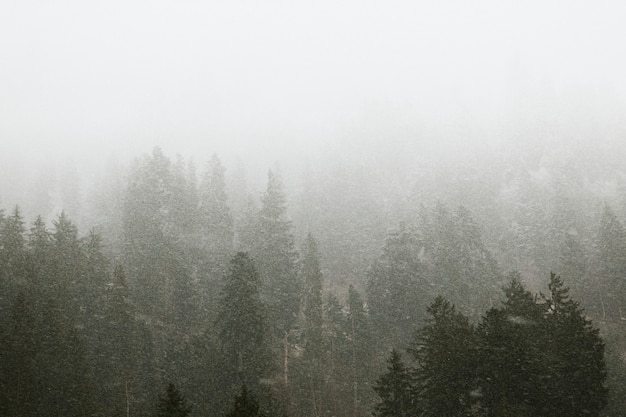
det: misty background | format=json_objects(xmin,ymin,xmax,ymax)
[{"xmin": 3, "ymin": 0, "xmax": 626, "ymax": 169}]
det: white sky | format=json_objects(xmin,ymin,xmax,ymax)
[{"xmin": 1, "ymin": 0, "xmax": 626, "ymax": 168}]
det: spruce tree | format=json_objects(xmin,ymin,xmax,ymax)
[
  {"xmin": 217, "ymin": 252, "xmax": 271, "ymax": 393},
  {"xmin": 372, "ymin": 349, "xmax": 414, "ymax": 417},
  {"xmin": 540, "ymin": 273, "xmax": 607, "ymax": 417},
  {"xmin": 476, "ymin": 272, "xmax": 545, "ymax": 417},
  {"xmin": 595, "ymin": 204, "xmax": 626, "ymax": 319},
  {"xmin": 253, "ymin": 170, "xmax": 300, "ymax": 334},
  {"xmin": 156, "ymin": 383, "xmax": 192, "ymax": 417},
  {"xmin": 408, "ymin": 296, "xmax": 476, "ymax": 417},
  {"xmin": 367, "ymin": 223, "xmax": 429, "ymax": 351},
  {"xmin": 200, "ymin": 153, "xmax": 234, "ymax": 258},
  {"xmin": 298, "ymin": 234, "xmax": 325, "ymax": 416}
]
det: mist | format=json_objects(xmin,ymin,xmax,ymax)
[{"xmin": 2, "ymin": 2, "xmax": 626, "ymax": 416}]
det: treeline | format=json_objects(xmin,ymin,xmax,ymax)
[
  {"xmin": 374, "ymin": 274, "xmax": 606, "ymax": 417},
  {"xmin": 0, "ymin": 146, "xmax": 624, "ymax": 416}
]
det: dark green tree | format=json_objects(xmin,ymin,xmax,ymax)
[
  {"xmin": 539, "ymin": 273, "xmax": 607, "ymax": 417},
  {"xmin": 156, "ymin": 383, "xmax": 192, "ymax": 417},
  {"xmin": 372, "ymin": 349, "xmax": 414, "ymax": 417},
  {"xmin": 408, "ymin": 296, "xmax": 476, "ymax": 417},
  {"xmin": 476, "ymin": 272, "xmax": 545, "ymax": 417},
  {"xmin": 217, "ymin": 252, "xmax": 271, "ymax": 393}
]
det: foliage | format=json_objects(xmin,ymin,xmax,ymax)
[
  {"xmin": 156, "ymin": 383, "xmax": 192, "ymax": 417},
  {"xmin": 372, "ymin": 349, "xmax": 414, "ymax": 417}
]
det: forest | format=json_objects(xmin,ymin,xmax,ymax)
[{"xmin": 1, "ymin": 142, "xmax": 626, "ymax": 417}]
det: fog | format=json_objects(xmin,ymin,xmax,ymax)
[
  {"xmin": 3, "ymin": 0, "xmax": 626, "ymax": 166},
  {"xmin": 4, "ymin": 2, "xmax": 626, "ymax": 416}
]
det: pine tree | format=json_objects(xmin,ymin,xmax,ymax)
[
  {"xmin": 156, "ymin": 383, "xmax": 192, "ymax": 417},
  {"xmin": 0, "ymin": 206, "xmax": 28, "ymax": 311},
  {"xmin": 408, "ymin": 296, "xmax": 476, "ymax": 417},
  {"xmin": 373, "ymin": 349, "xmax": 414, "ymax": 417},
  {"xmin": 539, "ymin": 273, "xmax": 607, "ymax": 417},
  {"xmin": 476, "ymin": 272, "xmax": 545, "ymax": 417},
  {"xmin": 367, "ymin": 223, "xmax": 429, "ymax": 351},
  {"xmin": 200, "ymin": 154, "xmax": 234, "ymax": 258},
  {"xmin": 476, "ymin": 273, "xmax": 607, "ymax": 417},
  {"xmin": 346, "ymin": 285, "xmax": 374, "ymax": 416},
  {"xmin": 595, "ymin": 204, "xmax": 626, "ymax": 319},
  {"xmin": 301, "ymin": 234, "xmax": 324, "ymax": 362},
  {"xmin": 217, "ymin": 252, "xmax": 271, "ymax": 393},
  {"xmin": 253, "ymin": 170, "xmax": 300, "ymax": 334}
]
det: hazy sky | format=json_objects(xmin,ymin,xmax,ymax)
[{"xmin": 2, "ymin": 0, "xmax": 626, "ymax": 169}]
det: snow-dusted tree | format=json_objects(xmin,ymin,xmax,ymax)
[
  {"xmin": 253, "ymin": 170, "xmax": 300, "ymax": 335},
  {"xmin": 373, "ymin": 349, "xmax": 414, "ymax": 417},
  {"xmin": 594, "ymin": 204, "xmax": 626, "ymax": 320},
  {"xmin": 409, "ymin": 296, "xmax": 476, "ymax": 417},
  {"xmin": 199, "ymin": 154, "xmax": 234, "ymax": 258},
  {"xmin": 367, "ymin": 223, "xmax": 429, "ymax": 350}
]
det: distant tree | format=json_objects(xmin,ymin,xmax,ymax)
[
  {"xmin": 250, "ymin": 170, "xmax": 300, "ymax": 335},
  {"xmin": 594, "ymin": 204, "xmax": 626, "ymax": 319},
  {"xmin": 423, "ymin": 203, "xmax": 501, "ymax": 318},
  {"xmin": 122, "ymin": 147, "xmax": 195, "ymax": 324},
  {"xmin": 216, "ymin": 252, "xmax": 271, "ymax": 392},
  {"xmin": 301, "ymin": 234, "xmax": 324, "ymax": 361},
  {"xmin": 0, "ymin": 206, "xmax": 28, "ymax": 309},
  {"xmin": 297, "ymin": 234, "xmax": 325, "ymax": 416},
  {"xmin": 155, "ymin": 383, "xmax": 192, "ymax": 417},
  {"xmin": 408, "ymin": 296, "xmax": 476, "ymax": 417},
  {"xmin": 226, "ymin": 385, "xmax": 263, "ymax": 417},
  {"xmin": 372, "ymin": 349, "xmax": 414, "ymax": 417},
  {"xmin": 200, "ymin": 154, "xmax": 234, "ymax": 258},
  {"xmin": 367, "ymin": 223, "xmax": 429, "ymax": 351},
  {"xmin": 50, "ymin": 212, "xmax": 84, "ymax": 322},
  {"xmin": 346, "ymin": 285, "xmax": 375, "ymax": 416}
]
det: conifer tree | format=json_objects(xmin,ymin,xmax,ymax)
[
  {"xmin": 200, "ymin": 154, "xmax": 234, "ymax": 258},
  {"xmin": 301, "ymin": 234, "xmax": 324, "ymax": 362},
  {"xmin": 0, "ymin": 206, "xmax": 27, "ymax": 310},
  {"xmin": 408, "ymin": 296, "xmax": 476, "ymax": 417},
  {"xmin": 595, "ymin": 204, "xmax": 626, "ymax": 319},
  {"xmin": 476, "ymin": 272, "xmax": 545, "ymax": 417},
  {"xmin": 217, "ymin": 252, "xmax": 271, "ymax": 393},
  {"xmin": 373, "ymin": 349, "xmax": 414, "ymax": 417},
  {"xmin": 346, "ymin": 285, "xmax": 374, "ymax": 416},
  {"xmin": 298, "ymin": 234, "xmax": 325, "ymax": 416},
  {"xmin": 253, "ymin": 170, "xmax": 300, "ymax": 334},
  {"xmin": 367, "ymin": 223, "xmax": 429, "ymax": 351},
  {"xmin": 540, "ymin": 273, "xmax": 607, "ymax": 417},
  {"xmin": 156, "ymin": 383, "xmax": 192, "ymax": 417}
]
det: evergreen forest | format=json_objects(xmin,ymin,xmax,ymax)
[{"xmin": 1, "ymin": 144, "xmax": 626, "ymax": 417}]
